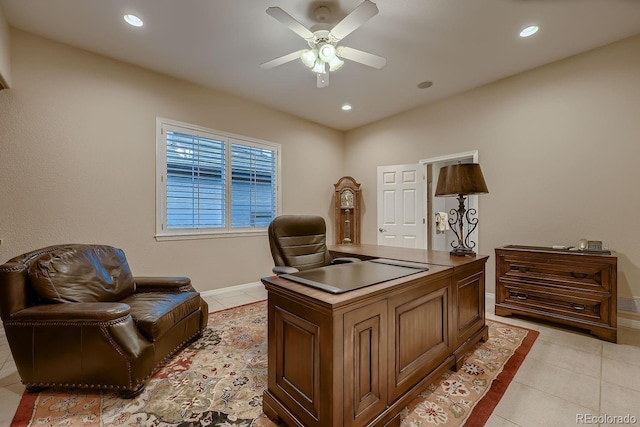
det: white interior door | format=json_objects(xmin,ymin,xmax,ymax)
[{"xmin": 377, "ymin": 164, "xmax": 426, "ymax": 248}]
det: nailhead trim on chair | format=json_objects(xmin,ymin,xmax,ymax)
[
  {"xmin": 20, "ymin": 245, "xmax": 73, "ymax": 266},
  {"xmin": 99, "ymin": 322, "xmax": 135, "ymax": 389},
  {"xmin": 5, "ymin": 316, "xmax": 130, "ymax": 328},
  {"xmin": 0, "ymin": 264, "xmax": 26, "ymax": 273},
  {"xmin": 19, "ymin": 318, "xmax": 205, "ymax": 393},
  {"xmin": 155, "ymin": 328, "xmax": 203, "ymax": 370},
  {"xmin": 0, "ymin": 245, "xmax": 76, "ymax": 273}
]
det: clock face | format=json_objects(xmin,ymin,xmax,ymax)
[{"xmin": 341, "ymin": 189, "xmax": 354, "ymax": 208}]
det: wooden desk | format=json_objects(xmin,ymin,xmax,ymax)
[{"xmin": 262, "ymin": 245, "xmax": 488, "ymax": 427}]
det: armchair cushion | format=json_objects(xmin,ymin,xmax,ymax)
[
  {"xmin": 121, "ymin": 292, "xmax": 203, "ymax": 342},
  {"xmin": 27, "ymin": 245, "xmax": 134, "ymax": 303}
]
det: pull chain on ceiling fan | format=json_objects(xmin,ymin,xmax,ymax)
[{"xmin": 261, "ymin": 0, "xmax": 386, "ymax": 88}]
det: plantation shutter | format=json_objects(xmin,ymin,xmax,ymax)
[
  {"xmin": 230, "ymin": 141, "xmax": 277, "ymax": 228},
  {"xmin": 165, "ymin": 128, "xmax": 226, "ymax": 229}
]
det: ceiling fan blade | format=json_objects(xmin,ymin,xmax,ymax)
[
  {"xmin": 317, "ymin": 72, "xmax": 329, "ymax": 88},
  {"xmin": 266, "ymin": 7, "xmax": 314, "ymax": 40},
  {"xmin": 330, "ymin": 0, "xmax": 379, "ymax": 41},
  {"xmin": 337, "ymin": 46, "xmax": 386, "ymax": 69},
  {"xmin": 261, "ymin": 50, "xmax": 305, "ymax": 69}
]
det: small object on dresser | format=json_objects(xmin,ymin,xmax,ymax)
[{"xmin": 588, "ymin": 240, "xmax": 603, "ymax": 250}]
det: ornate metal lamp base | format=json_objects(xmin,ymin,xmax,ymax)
[
  {"xmin": 448, "ymin": 194, "xmax": 480, "ymax": 257},
  {"xmin": 449, "ymin": 247, "xmax": 476, "ymax": 256}
]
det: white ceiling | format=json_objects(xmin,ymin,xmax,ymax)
[{"xmin": 3, "ymin": 0, "xmax": 640, "ymax": 131}]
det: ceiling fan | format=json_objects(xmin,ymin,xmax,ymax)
[{"xmin": 261, "ymin": 0, "xmax": 386, "ymax": 88}]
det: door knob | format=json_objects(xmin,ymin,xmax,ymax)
[{"xmin": 379, "ymin": 228, "xmax": 387, "ymax": 233}]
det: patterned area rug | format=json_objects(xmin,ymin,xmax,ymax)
[{"xmin": 11, "ymin": 301, "xmax": 538, "ymax": 426}]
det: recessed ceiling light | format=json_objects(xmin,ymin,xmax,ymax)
[
  {"xmin": 520, "ymin": 25, "xmax": 539, "ymax": 38},
  {"xmin": 124, "ymin": 14, "xmax": 144, "ymax": 27},
  {"xmin": 341, "ymin": 104, "xmax": 352, "ymax": 111}
]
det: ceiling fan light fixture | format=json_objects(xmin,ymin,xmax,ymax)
[
  {"xmin": 318, "ymin": 43, "xmax": 337, "ymax": 62},
  {"xmin": 328, "ymin": 57, "xmax": 344, "ymax": 72},
  {"xmin": 312, "ymin": 61, "xmax": 326, "ymax": 74},
  {"xmin": 301, "ymin": 49, "xmax": 317, "ymax": 68},
  {"xmin": 262, "ymin": 1, "xmax": 385, "ymax": 88}
]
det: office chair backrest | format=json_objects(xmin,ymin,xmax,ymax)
[{"xmin": 268, "ymin": 215, "xmax": 333, "ymax": 271}]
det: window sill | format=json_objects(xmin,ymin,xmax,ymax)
[{"xmin": 155, "ymin": 230, "xmax": 267, "ymax": 241}]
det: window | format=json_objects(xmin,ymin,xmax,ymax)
[{"xmin": 156, "ymin": 119, "xmax": 280, "ymax": 239}]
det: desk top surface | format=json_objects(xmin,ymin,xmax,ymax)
[
  {"xmin": 329, "ymin": 244, "xmax": 489, "ymax": 267},
  {"xmin": 263, "ymin": 245, "xmax": 488, "ymax": 306},
  {"xmin": 281, "ymin": 259, "xmax": 428, "ymax": 294}
]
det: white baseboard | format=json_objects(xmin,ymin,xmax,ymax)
[
  {"xmin": 619, "ymin": 317, "xmax": 640, "ymax": 329},
  {"xmin": 485, "ymin": 292, "xmax": 495, "ymax": 307},
  {"xmin": 200, "ymin": 281, "xmax": 263, "ymax": 298}
]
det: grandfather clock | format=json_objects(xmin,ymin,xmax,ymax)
[{"xmin": 334, "ymin": 176, "xmax": 361, "ymax": 245}]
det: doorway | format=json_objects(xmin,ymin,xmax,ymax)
[
  {"xmin": 375, "ymin": 151, "xmax": 481, "ymax": 251},
  {"xmin": 420, "ymin": 151, "xmax": 479, "ymax": 251}
]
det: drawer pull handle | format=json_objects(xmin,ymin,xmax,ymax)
[
  {"xmin": 509, "ymin": 291, "xmax": 528, "ymax": 300},
  {"xmin": 571, "ymin": 303, "xmax": 587, "ymax": 310}
]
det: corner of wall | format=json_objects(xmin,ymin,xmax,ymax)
[{"xmin": 0, "ymin": 6, "xmax": 12, "ymax": 89}]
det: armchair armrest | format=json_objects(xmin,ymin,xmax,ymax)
[
  {"xmin": 5, "ymin": 302, "xmax": 154, "ymax": 385},
  {"xmin": 331, "ymin": 257, "xmax": 362, "ymax": 264},
  {"xmin": 9, "ymin": 302, "xmax": 131, "ymax": 323},
  {"xmin": 134, "ymin": 276, "xmax": 194, "ymax": 292},
  {"xmin": 273, "ymin": 266, "xmax": 299, "ymax": 275}
]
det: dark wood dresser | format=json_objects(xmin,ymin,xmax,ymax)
[{"xmin": 495, "ymin": 245, "xmax": 617, "ymax": 342}]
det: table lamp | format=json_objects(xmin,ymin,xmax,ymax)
[{"xmin": 435, "ymin": 163, "xmax": 489, "ymax": 256}]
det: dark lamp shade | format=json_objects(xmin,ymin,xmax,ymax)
[{"xmin": 435, "ymin": 163, "xmax": 489, "ymax": 196}]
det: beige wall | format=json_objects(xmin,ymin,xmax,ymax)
[
  {"xmin": 3, "ymin": 27, "xmax": 639, "ymax": 309},
  {"xmin": 0, "ymin": 30, "xmax": 344, "ymax": 291},
  {"xmin": 344, "ymin": 35, "xmax": 640, "ymax": 303},
  {"xmin": 0, "ymin": 6, "xmax": 10, "ymax": 88}
]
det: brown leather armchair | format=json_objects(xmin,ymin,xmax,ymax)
[
  {"xmin": 268, "ymin": 215, "xmax": 360, "ymax": 274},
  {"xmin": 0, "ymin": 244, "xmax": 208, "ymax": 398}
]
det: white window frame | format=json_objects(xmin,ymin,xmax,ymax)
[{"xmin": 155, "ymin": 118, "xmax": 281, "ymax": 241}]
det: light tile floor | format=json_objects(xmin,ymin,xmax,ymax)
[{"xmin": 1, "ymin": 284, "xmax": 639, "ymax": 427}]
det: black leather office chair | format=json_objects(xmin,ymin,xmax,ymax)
[{"xmin": 268, "ymin": 215, "xmax": 360, "ymax": 274}]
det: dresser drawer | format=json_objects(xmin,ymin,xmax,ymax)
[
  {"xmin": 498, "ymin": 254, "xmax": 612, "ymax": 292},
  {"xmin": 499, "ymin": 281, "xmax": 610, "ymax": 325}
]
